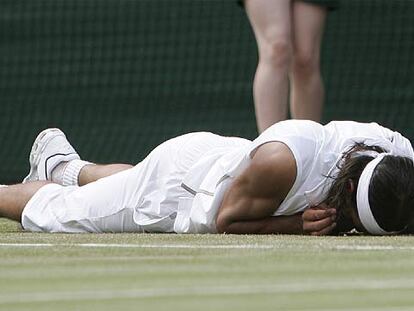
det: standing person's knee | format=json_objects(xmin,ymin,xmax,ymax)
[
  {"xmin": 292, "ymin": 47, "xmax": 320, "ymax": 77},
  {"xmin": 261, "ymin": 37, "xmax": 292, "ymax": 71}
]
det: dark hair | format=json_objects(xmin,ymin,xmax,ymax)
[
  {"xmin": 369, "ymin": 156, "xmax": 414, "ymax": 232},
  {"xmin": 325, "ymin": 143, "xmax": 414, "ymax": 234}
]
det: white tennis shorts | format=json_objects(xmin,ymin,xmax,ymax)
[{"xmin": 21, "ymin": 132, "xmax": 248, "ymax": 233}]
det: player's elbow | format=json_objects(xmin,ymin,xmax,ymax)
[{"xmin": 216, "ymin": 213, "xmax": 232, "ymax": 234}]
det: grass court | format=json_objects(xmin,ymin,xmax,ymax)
[{"xmin": 1, "ymin": 219, "xmax": 414, "ymax": 310}]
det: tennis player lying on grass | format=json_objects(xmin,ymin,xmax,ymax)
[{"xmin": 1, "ymin": 120, "xmax": 414, "ymax": 235}]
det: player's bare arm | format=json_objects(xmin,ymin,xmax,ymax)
[{"xmin": 216, "ymin": 141, "xmax": 302, "ymax": 234}]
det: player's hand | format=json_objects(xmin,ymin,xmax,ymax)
[{"xmin": 302, "ymin": 203, "xmax": 337, "ymax": 236}]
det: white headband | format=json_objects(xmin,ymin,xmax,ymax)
[{"xmin": 356, "ymin": 153, "xmax": 390, "ymax": 235}]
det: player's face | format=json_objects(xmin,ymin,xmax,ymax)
[
  {"xmin": 343, "ymin": 206, "xmax": 366, "ymax": 233},
  {"xmin": 339, "ymin": 180, "xmax": 367, "ymax": 233}
]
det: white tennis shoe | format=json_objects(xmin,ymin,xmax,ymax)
[{"xmin": 23, "ymin": 128, "xmax": 80, "ymax": 183}]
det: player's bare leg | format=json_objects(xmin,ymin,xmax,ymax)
[
  {"xmin": 0, "ymin": 182, "xmax": 51, "ymax": 221},
  {"xmin": 77, "ymin": 163, "xmax": 133, "ymax": 186}
]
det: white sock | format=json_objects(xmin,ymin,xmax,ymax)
[
  {"xmin": 51, "ymin": 162, "xmax": 68, "ymax": 185},
  {"xmin": 51, "ymin": 159, "xmax": 93, "ymax": 186}
]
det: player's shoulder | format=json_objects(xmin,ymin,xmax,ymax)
[
  {"xmin": 249, "ymin": 141, "xmax": 297, "ymax": 195},
  {"xmin": 252, "ymin": 120, "xmax": 324, "ymax": 152},
  {"xmin": 269, "ymin": 119, "xmax": 324, "ymax": 133}
]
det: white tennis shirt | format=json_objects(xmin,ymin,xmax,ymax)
[{"xmin": 173, "ymin": 120, "xmax": 414, "ymax": 233}]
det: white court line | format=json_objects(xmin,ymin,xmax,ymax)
[
  {"xmin": 81, "ymin": 243, "xmax": 274, "ymax": 249},
  {"xmin": 295, "ymin": 307, "xmax": 413, "ymax": 311},
  {"xmin": 298, "ymin": 308, "xmax": 413, "ymax": 311},
  {"xmin": 334, "ymin": 245, "xmax": 414, "ymax": 251},
  {"xmin": 1, "ymin": 242, "xmax": 414, "ymax": 251},
  {"xmin": 0, "ymin": 279, "xmax": 414, "ymax": 304},
  {"xmin": 0, "ymin": 243, "xmax": 274, "ymax": 249}
]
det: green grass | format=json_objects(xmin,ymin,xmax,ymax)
[{"xmin": 1, "ymin": 219, "xmax": 414, "ymax": 311}]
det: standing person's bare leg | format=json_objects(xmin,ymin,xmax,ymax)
[
  {"xmin": 245, "ymin": 0, "xmax": 292, "ymax": 133},
  {"xmin": 0, "ymin": 182, "xmax": 50, "ymax": 221},
  {"xmin": 290, "ymin": 1, "xmax": 327, "ymax": 121}
]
